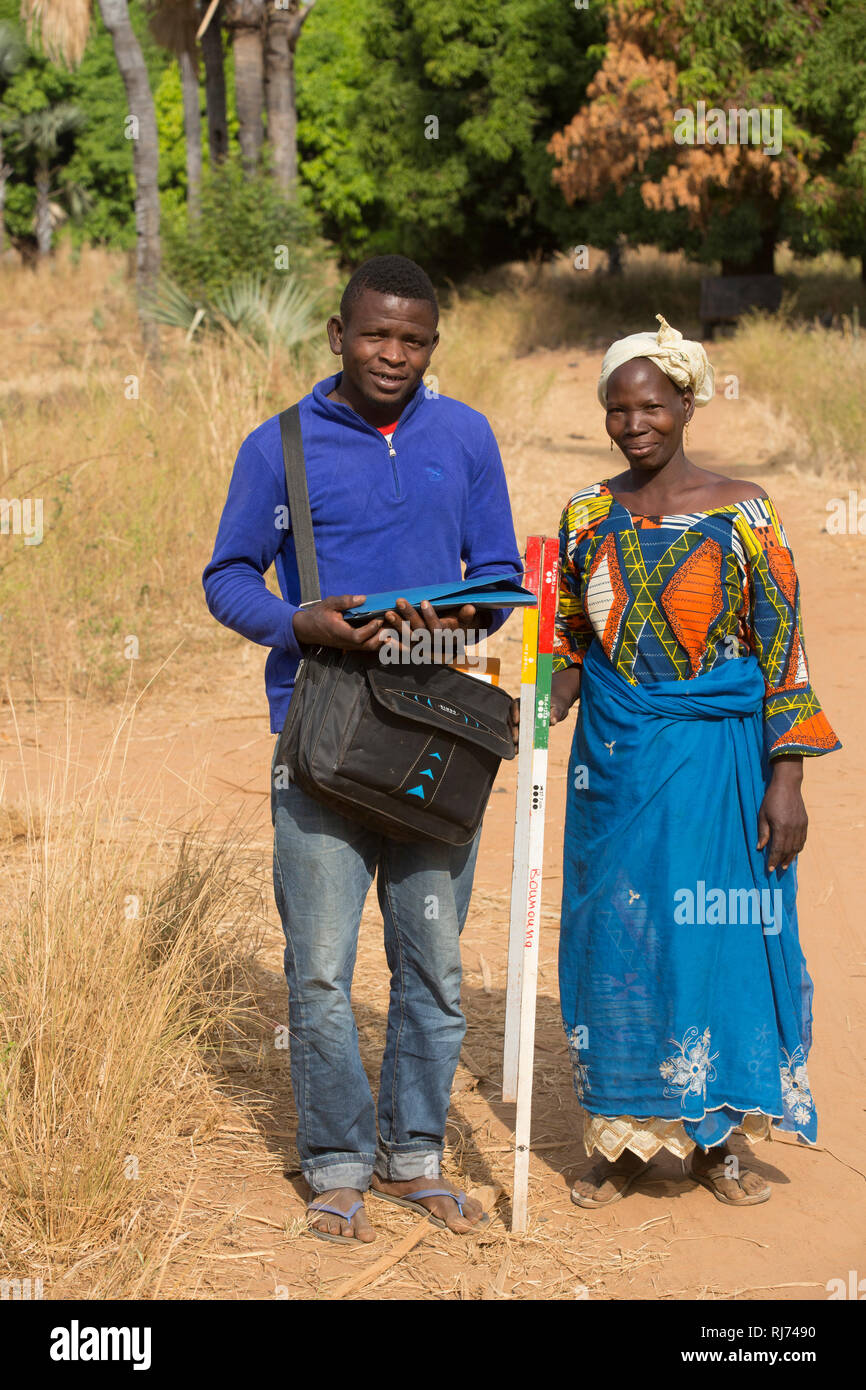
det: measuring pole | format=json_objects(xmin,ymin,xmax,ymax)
[
  {"xmin": 509, "ymin": 536, "xmax": 558, "ymax": 1234},
  {"xmin": 502, "ymin": 535, "xmax": 542, "ymax": 1103}
]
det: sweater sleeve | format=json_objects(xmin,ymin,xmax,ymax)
[
  {"xmin": 461, "ymin": 421, "xmax": 523, "ymax": 639},
  {"xmin": 202, "ymin": 432, "xmax": 302, "ymax": 660}
]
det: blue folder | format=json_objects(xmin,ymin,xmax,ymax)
[{"xmin": 340, "ymin": 574, "xmax": 537, "ymax": 624}]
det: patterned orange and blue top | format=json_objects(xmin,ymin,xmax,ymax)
[{"xmin": 553, "ymin": 482, "xmax": 840, "ymax": 759}]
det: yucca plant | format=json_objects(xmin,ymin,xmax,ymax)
[
  {"xmin": 214, "ymin": 272, "xmax": 321, "ymax": 348},
  {"xmin": 148, "ymin": 270, "xmax": 323, "ymax": 352}
]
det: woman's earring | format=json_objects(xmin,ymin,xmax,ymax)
[
  {"xmin": 684, "ymin": 421, "xmax": 691, "ymax": 446},
  {"xmin": 610, "ymin": 438, "xmax": 614, "ymax": 452}
]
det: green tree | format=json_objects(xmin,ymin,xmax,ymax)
[
  {"xmin": 295, "ymin": 0, "xmax": 376, "ymax": 257},
  {"xmin": 786, "ymin": 0, "xmax": 866, "ymax": 279},
  {"xmin": 0, "ymin": 1, "xmax": 174, "ymax": 250},
  {"xmin": 0, "ymin": 18, "xmax": 25, "ymax": 251},
  {"xmin": 294, "ymin": 0, "xmax": 372, "ymax": 255},
  {"xmin": 298, "ymin": 0, "xmax": 604, "ymax": 273}
]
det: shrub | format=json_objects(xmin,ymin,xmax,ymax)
[{"xmin": 162, "ymin": 156, "xmax": 327, "ymax": 303}]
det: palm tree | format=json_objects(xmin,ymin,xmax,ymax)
[
  {"xmin": 0, "ymin": 21, "xmax": 25, "ymax": 254},
  {"xmin": 264, "ymin": 1, "xmax": 315, "ymax": 194},
  {"xmin": 147, "ymin": 0, "xmax": 202, "ymax": 219},
  {"xmin": 223, "ymin": 0, "xmax": 264, "ymax": 175},
  {"xmin": 22, "ymin": 0, "xmax": 161, "ymax": 353},
  {"xmin": 5, "ymin": 102, "xmax": 86, "ymax": 256},
  {"xmin": 197, "ymin": 0, "xmax": 227, "ymax": 165},
  {"xmin": 201, "ymin": 0, "xmax": 315, "ymax": 189}
]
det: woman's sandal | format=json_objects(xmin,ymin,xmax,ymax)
[
  {"xmin": 691, "ymin": 1164, "xmax": 771, "ymax": 1206},
  {"xmin": 306, "ymin": 1198, "xmax": 368, "ymax": 1244},
  {"xmin": 570, "ymin": 1162, "xmax": 646, "ymax": 1209},
  {"xmin": 370, "ymin": 1185, "xmax": 489, "ymax": 1230}
]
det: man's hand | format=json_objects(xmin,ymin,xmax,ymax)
[
  {"xmin": 292, "ymin": 594, "xmax": 386, "ymax": 652},
  {"xmin": 757, "ymin": 756, "xmax": 807, "ymax": 873},
  {"xmin": 383, "ymin": 597, "xmax": 478, "ymax": 636}
]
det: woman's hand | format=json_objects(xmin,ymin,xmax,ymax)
[
  {"xmin": 509, "ymin": 665, "xmax": 581, "ymax": 750},
  {"xmin": 757, "ymin": 756, "xmax": 807, "ymax": 873},
  {"xmin": 551, "ymin": 666, "xmax": 582, "ymax": 726}
]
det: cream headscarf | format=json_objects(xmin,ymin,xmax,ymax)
[{"xmin": 597, "ymin": 314, "xmax": 715, "ymax": 408}]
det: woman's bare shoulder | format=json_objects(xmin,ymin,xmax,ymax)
[{"xmin": 698, "ymin": 472, "xmax": 769, "ymax": 506}]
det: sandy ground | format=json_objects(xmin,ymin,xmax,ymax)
[{"xmin": 2, "ymin": 344, "xmax": 865, "ymax": 1300}]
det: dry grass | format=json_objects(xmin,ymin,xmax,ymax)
[
  {"xmin": 454, "ymin": 243, "xmax": 866, "ymax": 350},
  {"xmin": 453, "ymin": 246, "xmax": 711, "ymax": 348},
  {"xmin": 724, "ymin": 312, "xmax": 866, "ymax": 477},
  {"xmin": 0, "ymin": 246, "xmax": 330, "ymax": 703},
  {"xmin": 0, "ymin": 698, "xmax": 272, "ymax": 1298}
]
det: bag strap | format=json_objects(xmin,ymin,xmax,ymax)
[{"xmin": 279, "ymin": 404, "xmax": 321, "ymax": 605}]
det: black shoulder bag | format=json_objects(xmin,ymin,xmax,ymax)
[{"xmin": 274, "ymin": 404, "xmax": 516, "ymax": 845}]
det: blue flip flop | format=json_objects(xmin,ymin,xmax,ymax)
[
  {"xmin": 370, "ymin": 1185, "xmax": 489, "ymax": 1230},
  {"xmin": 306, "ymin": 1198, "xmax": 367, "ymax": 1245}
]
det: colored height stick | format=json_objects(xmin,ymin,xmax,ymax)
[
  {"xmin": 502, "ymin": 536, "xmax": 542, "ymax": 1103},
  {"xmin": 510, "ymin": 536, "xmax": 559, "ymax": 1234}
]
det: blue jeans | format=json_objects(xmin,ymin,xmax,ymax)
[{"xmin": 272, "ymin": 764, "xmax": 480, "ymax": 1195}]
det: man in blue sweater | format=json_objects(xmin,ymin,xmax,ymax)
[{"xmin": 204, "ymin": 256, "xmax": 521, "ymax": 1243}]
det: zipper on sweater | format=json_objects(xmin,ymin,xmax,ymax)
[{"xmin": 383, "ymin": 431, "xmax": 401, "ymax": 499}]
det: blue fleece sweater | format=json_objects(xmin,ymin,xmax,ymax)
[{"xmin": 203, "ymin": 372, "xmax": 522, "ymax": 732}]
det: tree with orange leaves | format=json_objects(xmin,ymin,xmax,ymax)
[{"xmin": 549, "ymin": 0, "xmax": 820, "ymax": 275}]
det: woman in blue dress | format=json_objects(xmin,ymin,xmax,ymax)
[{"xmin": 552, "ymin": 317, "xmax": 840, "ymax": 1208}]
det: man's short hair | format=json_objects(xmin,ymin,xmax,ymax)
[{"xmin": 340, "ymin": 255, "xmax": 439, "ymax": 325}]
